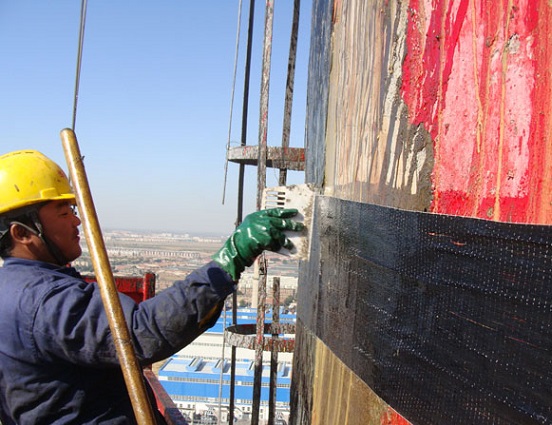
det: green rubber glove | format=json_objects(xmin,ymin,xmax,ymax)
[{"xmin": 212, "ymin": 208, "xmax": 304, "ymax": 281}]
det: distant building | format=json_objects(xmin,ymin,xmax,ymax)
[
  {"xmin": 238, "ymin": 274, "xmax": 298, "ymax": 308},
  {"xmin": 157, "ymin": 310, "xmax": 295, "ymax": 424}
]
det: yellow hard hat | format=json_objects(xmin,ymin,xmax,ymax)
[{"xmin": 0, "ymin": 150, "xmax": 75, "ymax": 216}]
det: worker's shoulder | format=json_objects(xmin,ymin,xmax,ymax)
[{"xmin": 0, "ymin": 257, "xmax": 84, "ymax": 292}]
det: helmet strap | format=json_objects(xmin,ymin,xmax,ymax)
[
  {"xmin": 9, "ymin": 221, "xmax": 40, "ymax": 237},
  {"xmin": 26, "ymin": 211, "xmax": 69, "ymax": 266},
  {"xmin": 1, "ymin": 206, "xmax": 69, "ymax": 265}
]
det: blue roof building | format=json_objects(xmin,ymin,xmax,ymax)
[{"xmin": 157, "ymin": 309, "xmax": 295, "ymax": 424}]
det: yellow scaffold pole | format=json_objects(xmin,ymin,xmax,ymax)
[{"xmin": 60, "ymin": 128, "xmax": 156, "ymax": 425}]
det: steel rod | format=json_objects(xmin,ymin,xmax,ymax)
[
  {"xmin": 252, "ymin": 260, "xmax": 268, "ymax": 425},
  {"xmin": 256, "ymin": 0, "xmax": 274, "ymax": 211},
  {"xmin": 268, "ymin": 277, "xmax": 281, "ymax": 425},
  {"xmin": 252, "ymin": 1, "xmax": 275, "ymax": 423},
  {"xmin": 229, "ymin": 0, "xmax": 257, "ymax": 423},
  {"xmin": 60, "ymin": 128, "xmax": 156, "ymax": 425},
  {"xmin": 279, "ymin": 0, "xmax": 300, "ymax": 186}
]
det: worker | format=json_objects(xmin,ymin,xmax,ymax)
[{"xmin": 0, "ymin": 149, "xmax": 304, "ymax": 424}]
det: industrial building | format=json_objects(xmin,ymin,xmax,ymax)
[{"xmin": 158, "ymin": 310, "xmax": 295, "ymax": 424}]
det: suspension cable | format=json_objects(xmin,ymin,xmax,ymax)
[
  {"xmin": 66, "ymin": 4, "xmax": 157, "ymax": 423},
  {"xmin": 71, "ymin": 0, "xmax": 88, "ymax": 130},
  {"xmin": 222, "ymin": 0, "xmax": 245, "ymax": 205}
]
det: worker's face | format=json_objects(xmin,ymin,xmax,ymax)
[{"xmin": 38, "ymin": 200, "xmax": 82, "ymax": 264}]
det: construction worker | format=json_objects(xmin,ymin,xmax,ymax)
[{"xmin": 0, "ymin": 149, "xmax": 303, "ymax": 424}]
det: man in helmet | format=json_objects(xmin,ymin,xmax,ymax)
[{"xmin": 0, "ymin": 150, "xmax": 303, "ymax": 424}]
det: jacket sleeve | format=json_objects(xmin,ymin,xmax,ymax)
[
  {"xmin": 32, "ymin": 261, "xmax": 235, "ymax": 366},
  {"xmin": 125, "ymin": 261, "xmax": 235, "ymax": 364}
]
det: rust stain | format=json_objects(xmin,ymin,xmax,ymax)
[{"xmin": 225, "ymin": 323, "xmax": 296, "ymax": 352}]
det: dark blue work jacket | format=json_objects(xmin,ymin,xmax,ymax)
[{"xmin": 0, "ymin": 257, "xmax": 235, "ymax": 424}]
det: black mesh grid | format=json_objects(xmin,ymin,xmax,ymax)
[{"xmin": 298, "ymin": 196, "xmax": 552, "ymax": 425}]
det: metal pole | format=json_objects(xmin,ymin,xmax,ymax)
[
  {"xmin": 252, "ymin": 1, "xmax": 275, "ymax": 424},
  {"xmin": 268, "ymin": 277, "xmax": 281, "ymax": 425},
  {"xmin": 252, "ymin": 261, "xmax": 267, "ymax": 425},
  {"xmin": 217, "ymin": 306, "xmax": 227, "ymax": 425},
  {"xmin": 270, "ymin": 3, "xmax": 300, "ymax": 416},
  {"xmin": 60, "ymin": 128, "xmax": 156, "ymax": 425},
  {"xmin": 256, "ymin": 0, "xmax": 273, "ymax": 212},
  {"xmin": 230, "ymin": 1, "xmax": 256, "ymax": 424},
  {"xmin": 279, "ymin": 0, "xmax": 301, "ymax": 186}
]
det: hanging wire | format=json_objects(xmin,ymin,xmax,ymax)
[
  {"xmin": 222, "ymin": 0, "xmax": 245, "ymax": 205},
  {"xmin": 229, "ymin": 2, "xmax": 256, "ymax": 423},
  {"xmin": 71, "ymin": 0, "xmax": 88, "ymax": 131},
  {"xmin": 219, "ymin": 1, "xmax": 245, "ymax": 422},
  {"xmin": 217, "ymin": 305, "xmax": 228, "ymax": 422}
]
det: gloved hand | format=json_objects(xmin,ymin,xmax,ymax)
[{"xmin": 212, "ymin": 208, "xmax": 304, "ymax": 281}]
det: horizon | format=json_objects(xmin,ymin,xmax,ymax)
[{"xmin": 0, "ymin": 3, "xmax": 311, "ymax": 235}]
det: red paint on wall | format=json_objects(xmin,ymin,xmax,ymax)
[
  {"xmin": 381, "ymin": 408, "xmax": 412, "ymax": 425},
  {"xmin": 401, "ymin": 0, "xmax": 552, "ymax": 224},
  {"xmin": 527, "ymin": 0, "xmax": 552, "ymax": 223}
]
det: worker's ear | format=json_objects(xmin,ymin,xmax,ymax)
[{"xmin": 10, "ymin": 223, "xmax": 36, "ymax": 244}]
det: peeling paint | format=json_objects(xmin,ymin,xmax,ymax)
[
  {"xmin": 296, "ymin": 0, "xmax": 552, "ymax": 424},
  {"xmin": 324, "ymin": 0, "xmax": 434, "ymax": 211},
  {"xmin": 401, "ymin": 0, "xmax": 552, "ymax": 223}
]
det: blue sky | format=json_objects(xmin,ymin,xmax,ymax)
[{"xmin": 0, "ymin": 2, "xmax": 311, "ymax": 235}]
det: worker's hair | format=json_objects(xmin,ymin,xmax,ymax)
[{"xmin": 0, "ymin": 234, "xmax": 14, "ymax": 258}]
